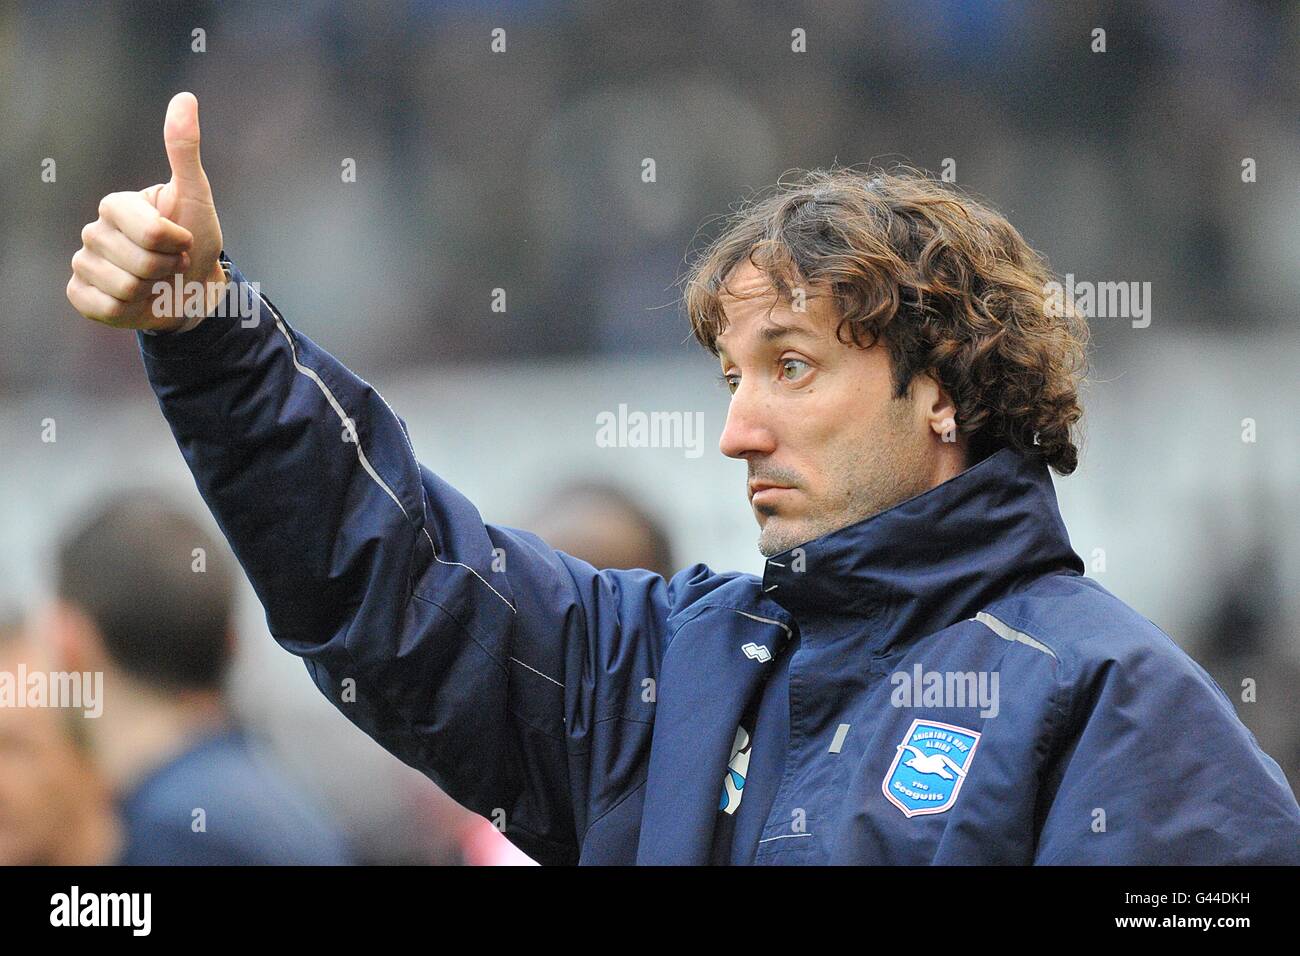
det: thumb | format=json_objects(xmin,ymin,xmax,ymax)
[{"xmin": 163, "ymin": 92, "xmax": 209, "ymax": 193}]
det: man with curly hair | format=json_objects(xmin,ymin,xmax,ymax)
[{"xmin": 67, "ymin": 94, "xmax": 1300, "ymax": 865}]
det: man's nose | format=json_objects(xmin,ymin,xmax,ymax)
[{"xmin": 718, "ymin": 383, "xmax": 777, "ymax": 460}]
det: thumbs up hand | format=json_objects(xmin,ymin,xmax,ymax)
[
  {"xmin": 153, "ymin": 92, "xmax": 223, "ymax": 282},
  {"xmin": 68, "ymin": 92, "xmax": 226, "ymax": 332}
]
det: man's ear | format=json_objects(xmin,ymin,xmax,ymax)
[{"xmin": 913, "ymin": 372, "xmax": 960, "ymax": 445}]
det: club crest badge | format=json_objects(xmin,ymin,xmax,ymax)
[{"xmin": 882, "ymin": 718, "xmax": 981, "ymax": 817}]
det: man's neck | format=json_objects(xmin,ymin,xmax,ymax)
[{"xmin": 90, "ymin": 675, "xmax": 229, "ymax": 795}]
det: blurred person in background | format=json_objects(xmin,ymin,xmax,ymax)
[
  {"xmin": 36, "ymin": 492, "xmax": 352, "ymax": 865},
  {"xmin": 529, "ymin": 481, "xmax": 676, "ymax": 580},
  {"xmin": 1190, "ymin": 515, "xmax": 1300, "ymax": 796},
  {"xmin": 0, "ymin": 612, "xmax": 120, "ymax": 865}
]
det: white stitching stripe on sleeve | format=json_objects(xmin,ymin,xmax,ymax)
[
  {"xmin": 259, "ymin": 292, "xmax": 517, "ymax": 615},
  {"xmin": 266, "ymin": 305, "xmax": 411, "ymax": 522},
  {"xmin": 508, "ymin": 655, "xmax": 563, "ymax": 687},
  {"xmin": 423, "ymin": 528, "xmax": 517, "ymax": 614}
]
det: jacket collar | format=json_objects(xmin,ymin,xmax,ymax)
[{"xmin": 758, "ymin": 447, "xmax": 1083, "ymax": 651}]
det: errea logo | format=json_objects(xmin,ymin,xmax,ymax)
[{"xmin": 742, "ymin": 642, "xmax": 771, "ymax": 663}]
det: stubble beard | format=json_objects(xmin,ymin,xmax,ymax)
[{"xmin": 755, "ymin": 400, "xmax": 931, "ymax": 557}]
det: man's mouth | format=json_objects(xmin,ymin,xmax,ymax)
[{"xmin": 749, "ymin": 481, "xmax": 795, "ymax": 505}]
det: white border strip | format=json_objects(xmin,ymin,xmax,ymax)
[
  {"xmin": 730, "ymin": 608, "xmax": 793, "ymax": 639},
  {"xmin": 972, "ymin": 611, "xmax": 1057, "ymax": 660}
]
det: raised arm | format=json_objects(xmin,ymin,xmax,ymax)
[{"xmin": 66, "ymin": 93, "xmax": 689, "ymax": 864}]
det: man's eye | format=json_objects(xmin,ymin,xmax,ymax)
[
  {"xmin": 780, "ymin": 358, "xmax": 810, "ymax": 382},
  {"xmin": 719, "ymin": 373, "xmax": 739, "ymax": 395}
]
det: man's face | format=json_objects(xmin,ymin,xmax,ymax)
[
  {"xmin": 0, "ymin": 645, "xmax": 88, "ymax": 865},
  {"xmin": 715, "ymin": 262, "xmax": 946, "ymax": 556}
]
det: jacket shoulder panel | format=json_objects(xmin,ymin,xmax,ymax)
[
  {"xmin": 981, "ymin": 573, "xmax": 1194, "ymax": 681},
  {"xmin": 984, "ymin": 575, "xmax": 1300, "ymax": 863}
]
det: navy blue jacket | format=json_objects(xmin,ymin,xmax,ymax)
[
  {"xmin": 117, "ymin": 727, "xmax": 351, "ymax": 865},
  {"xmin": 138, "ymin": 254, "xmax": 1300, "ymax": 865}
]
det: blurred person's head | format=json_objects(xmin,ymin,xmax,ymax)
[
  {"xmin": 529, "ymin": 482, "xmax": 676, "ymax": 579},
  {"xmin": 684, "ymin": 166, "xmax": 1088, "ymax": 555},
  {"xmin": 0, "ymin": 614, "xmax": 119, "ymax": 865},
  {"xmin": 37, "ymin": 491, "xmax": 238, "ymax": 789}
]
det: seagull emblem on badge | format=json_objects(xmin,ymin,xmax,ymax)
[{"xmin": 897, "ymin": 744, "xmax": 968, "ymax": 780}]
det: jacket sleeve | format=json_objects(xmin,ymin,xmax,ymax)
[
  {"xmin": 1034, "ymin": 629, "xmax": 1300, "ymax": 864},
  {"xmin": 137, "ymin": 254, "xmax": 682, "ymax": 864}
]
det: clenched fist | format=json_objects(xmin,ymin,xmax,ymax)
[{"xmin": 67, "ymin": 92, "xmax": 226, "ymax": 333}]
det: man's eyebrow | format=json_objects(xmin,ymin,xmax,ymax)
[
  {"xmin": 716, "ymin": 321, "xmax": 821, "ymax": 358},
  {"xmin": 759, "ymin": 322, "xmax": 820, "ymax": 343},
  {"xmin": 712, "ymin": 325, "xmax": 821, "ymax": 361}
]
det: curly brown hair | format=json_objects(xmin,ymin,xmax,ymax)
[{"xmin": 682, "ymin": 166, "xmax": 1088, "ymax": 475}]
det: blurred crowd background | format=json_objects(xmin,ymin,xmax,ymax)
[{"xmin": 0, "ymin": 1, "xmax": 1297, "ymax": 864}]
